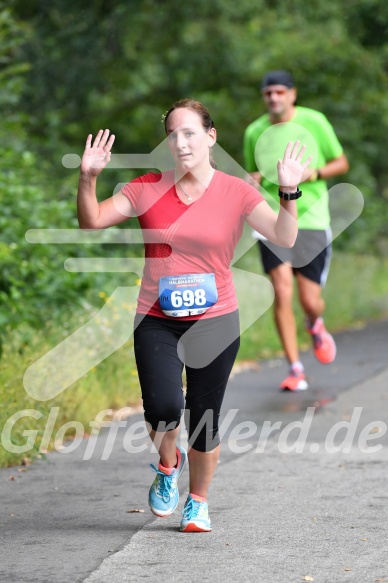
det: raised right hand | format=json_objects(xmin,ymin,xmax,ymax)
[{"xmin": 80, "ymin": 129, "xmax": 115, "ymax": 177}]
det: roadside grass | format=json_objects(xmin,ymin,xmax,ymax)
[
  {"xmin": 0, "ymin": 324, "xmax": 139, "ymax": 468},
  {"xmin": 1, "ymin": 249, "xmax": 388, "ymax": 467},
  {"xmin": 236, "ymin": 246, "xmax": 388, "ymax": 360}
]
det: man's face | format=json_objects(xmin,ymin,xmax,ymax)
[{"xmin": 262, "ymin": 84, "xmax": 296, "ymax": 117}]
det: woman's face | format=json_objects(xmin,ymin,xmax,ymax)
[{"xmin": 166, "ymin": 108, "xmax": 216, "ymax": 172}]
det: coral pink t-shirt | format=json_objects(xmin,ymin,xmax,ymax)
[{"xmin": 121, "ymin": 169, "xmax": 264, "ymax": 320}]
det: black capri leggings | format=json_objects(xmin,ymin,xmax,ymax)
[{"xmin": 133, "ymin": 311, "xmax": 240, "ymax": 452}]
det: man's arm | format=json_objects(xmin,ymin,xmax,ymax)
[
  {"xmin": 314, "ymin": 152, "xmax": 349, "ymax": 180},
  {"xmin": 305, "ymin": 152, "xmax": 349, "ymax": 183}
]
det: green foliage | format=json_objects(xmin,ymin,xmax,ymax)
[
  {"xmin": 0, "ymin": 320, "xmax": 140, "ymax": 467},
  {"xmin": 0, "ymin": 3, "xmax": 140, "ymax": 352},
  {"xmin": 7, "ymin": 0, "xmax": 388, "ymax": 254},
  {"xmin": 0, "ymin": 148, "xmax": 90, "ymax": 347},
  {"xmin": 0, "ymin": 142, "xmax": 142, "ymax": 352}
]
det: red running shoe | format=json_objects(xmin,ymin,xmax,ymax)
[
  {"xmin": 307, "ymin": 317, "xmax": 336, "ymax": 364},
  {"xmin": 280, "ymin": 369, "xmax": 308, "ymax": 391}
]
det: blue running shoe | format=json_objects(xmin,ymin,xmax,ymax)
[
  {"xmin": 180, "ymin": 494, "xmax": 212, "ymax": 532},
  {"xmin": 148, "ymin": 445, "xmax": 187, "ymax": 517}
]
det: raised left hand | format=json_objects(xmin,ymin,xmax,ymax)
[{"xmin": 277, "ymin": 141, "xmax": 313, "ymax": 190}]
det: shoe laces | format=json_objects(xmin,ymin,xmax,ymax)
[
  {"xmin": 311, "ymin": 331, "xmax": 323, "ymax": 349},
  {"xmin": 308, "ymin": 318, "xmax": 324, "ymax": 348},
  {"xmin": 182, "ymin": 497, "xmax": 205, "ymax": 520},
  {"xmin": 150, "ymin": 465, "xmax": 177, "ymax": 502}
]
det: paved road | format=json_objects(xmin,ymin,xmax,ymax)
[{"xmin": 1, "ymin": 319, "xmax": 388, "ymax": 582}]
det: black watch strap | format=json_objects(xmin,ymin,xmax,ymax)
[{"xmin": 278, "ymin": 188, "xmax": 302, "ymax": 201}]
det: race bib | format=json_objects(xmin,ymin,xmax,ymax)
[{"xmin": 159, "ymin": 273, "xmax": 218, "ymax": 317}]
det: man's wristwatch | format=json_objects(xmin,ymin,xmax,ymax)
[
  {"xmin": 309, "ymin": 169, "xmax": 322, "ymax": 181},
  {"xmin": 278, "ymin": 188, "xmax": 302, "ymax": 201}
]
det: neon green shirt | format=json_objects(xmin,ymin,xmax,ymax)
[{"xmin": 243, "ymin": 106, "xmax": 344, "ymax": 230}]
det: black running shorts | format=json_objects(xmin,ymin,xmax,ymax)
[{"xmin": 258, "ymin": 229, "xmax": 332, "ymax": 286}]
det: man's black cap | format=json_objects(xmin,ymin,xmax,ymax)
[{"xmin": 261, "ymin": 70, "xmax": 295, "ymax": 89}]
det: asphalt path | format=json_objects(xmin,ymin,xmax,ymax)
[{"xmin": 1, "ymin": 319, "xmax": 387, "ymax": 582}]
